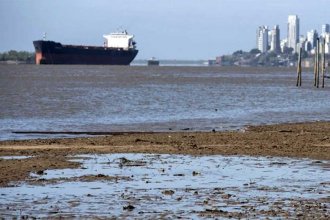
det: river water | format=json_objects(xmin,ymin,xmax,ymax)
[{"xmin": 1, "ymin": 65, "xmax": 330, "ymax": 140}]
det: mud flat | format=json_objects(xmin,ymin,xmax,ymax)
[
  {"xmin": 0, "ymin": 121, "xmax": 330, "ymax": 218},
  {"xmin": 0, "ymin": 153, "xmax": 329, "ymax": 219}
]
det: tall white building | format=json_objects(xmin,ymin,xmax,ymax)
[
  {"xmin": 256, "ymin": 26, "xmax": 269, "ymax": 53},
  {"xmin": 298, "ymin": 36, "xmax": 307, "ymax": 52},
  {"xmin": 306, "ymin": 30, "xmax": 318, "ymax": 52},
  {"xmin": 324, "ymin": 33, "xmax": 330, "ymax": 54},
  {"xmin": 270, "ymin": 25, "xmax": 281, "ymax": 53},
  {"xmin": 280, "ymin": 38, "xmax": 288, "ymax": 53},
  {"xmin": 322, "ymin": 24, "xmax": 330, "ymax": 36},
  {"xmin": 307, "ymin": 30, "xmax": 318, "ymax": 47},
  {"xmin": 287, "ymin": 15, "xmax": 300, "ymax": 52}
]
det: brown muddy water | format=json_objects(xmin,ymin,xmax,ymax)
[
  {"xmin": 0, "ymin": 154, "xmax": 329, "ymax": 218},
  {"xmin": 1, "ymin": 65, "xmax": 330, "ymax": 140},
  {"xmin": 1, "ymin": 65, "xmax": 330, "ymax": 218}
]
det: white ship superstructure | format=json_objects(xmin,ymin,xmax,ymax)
[{"xmin": 103, "ymin": 31, "xmax": 136, "ymax": 50}]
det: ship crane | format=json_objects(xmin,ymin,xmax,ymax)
[{"xmin": 43, "ymin": 32, "xmax": 47, "ymax": 41}]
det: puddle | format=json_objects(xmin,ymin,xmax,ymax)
[
  {"xmin": 0, "ymin": 156, "xmax": 32, "ymax": 160},
  {"xmin": 0, "ymin": 154, "xmax": 329, "ymax": 218}
]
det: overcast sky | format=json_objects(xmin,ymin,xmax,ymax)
[{"xmin": 0, "ymin": 0, "xmax": 329, "ymax": 59}]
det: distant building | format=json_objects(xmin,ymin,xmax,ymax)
[
  {"xmin": 268, "ymin": 31, "xmax": 272, "ymax": 48},
  {"xmin": 305, "ymin": 41, "xmax": 312, "ymax": 52},
  {"xmin": 256, "ymin": 26, "xmax": 269, "ymax": 53},
  {"xmin": 302, "ymin": 59, "xmax": 314, "ymax": 68},
  {"xmin": 298, "ymin": 35, "xmax": 307, "ymax": 52},
  {"xmin": 287, "ymin": 15, "xmax": 300, "ymax": 52},
  {"xmin": 215, "ymin": 56, "xmax": 222, "ymax": 65},
  {"xmin": 280, "ymin": 38, "xmax": 288, "ymax": 53},
  {"xmin": 307, "ymin": 30, "xmax": 318, "ymax": 47},
  {"xmin": 306, "ymin": 30, "xmax": 318, "ymax": 53},
  {"xmin": 270, "ymin": 25, "xmax": 281, "ymax": 53},
  {"xmin": 324, "ymin": 33, "xmax": 330, "ymax": 54},
  {"xmin": 205, "ymin": 59, "xmax": 216, "ymax": 66},
  {"xmin": 322, "ymin": 24, "xmax": 330, "ymax": 36}
]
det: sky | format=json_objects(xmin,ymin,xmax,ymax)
[{"xmin": 0, "ymin": 0, "xmax": 329, "ymax": 59}]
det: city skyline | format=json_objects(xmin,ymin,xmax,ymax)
[
  {"xmin": 256, "ymin": 14, "xmax": 330, "ymax": 55},
  {"xmin": 1, "ymin": 0, "xmax": 330, "ymax": 59}
]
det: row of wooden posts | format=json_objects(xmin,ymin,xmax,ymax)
[{"xmin": 296, "ymin": 38, "xmax": 327, "ymax": 88}]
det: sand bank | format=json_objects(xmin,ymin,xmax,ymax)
[{"xmin": 1, "ymin": 121, "xmax": 330, "ymax": 186}]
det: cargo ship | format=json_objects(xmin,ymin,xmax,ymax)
[{"xmin": 33, "ymin": 31, "xmax": 138, "ymax": 65}]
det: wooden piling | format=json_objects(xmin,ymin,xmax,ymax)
[
  {"xmin": 296, "ymin": 47, "xmax": 302, "ymax": 87},
  {"xmin": 322, "ymin": 38, "xmax": 326, "ymax": 88},
  {"xmin": 316, "ymin": 38, "xmax": 320, "ymax": 88},
  {"xmin": 314, "ymin": 43, "xmax": 318, "ymax": 87}
]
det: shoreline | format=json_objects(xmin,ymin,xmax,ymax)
[{"xmin": 1, "ymin": 121, "xmax": 330, "ymax": 186}]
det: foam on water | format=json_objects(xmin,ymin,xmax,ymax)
[{"xmin": 0, "ymin": 156, "xmax": 32, "ymax": 160}]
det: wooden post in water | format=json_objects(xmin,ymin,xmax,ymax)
[
  {"xmin": 322, "ymin": 38, "xmax": 326, "ymax": 88},
  {"xmin": 296, "ymin": 47, "xmax": 302, "ymax": 87},
  {"xmin": 314, "ymin": 41, "xmax": 318, "ymax": 87},
  {"xmin": 316, "ymin": 38, "xmax": 320, "ymax": 88}
]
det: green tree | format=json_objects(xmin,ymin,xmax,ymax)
[
  {"xmin": 249, "ymin": 48, "xmax": 261, "ymax": 54},
  {"xmin": 301, "ymin": 50, "xmax": 308, "ymax": 59},
  {"xmin": 7, "ymin": 50, "xmax": 19, "ymax": 60},
  {"xmin": 292, "ymin": 52, "xmax": 299, "ymax": 61},
  {"xmin": 283, "ymin": 47, "xmax": 294, "ymax": 55},
  {"xmin": 233, "ymin": 50, "xmax": 244, "ymax": 56},
  {"xmin": 0, "ymin": 50, "xmax": 35, "ymax": 62}
]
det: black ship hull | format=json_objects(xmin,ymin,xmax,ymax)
[{"xmin": 33, "ymin": 40, "xmax": 138, "ymax": 65}]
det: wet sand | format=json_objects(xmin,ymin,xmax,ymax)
[
  {"xmin": 1, "ymin": 153, "xmax": 329, "ymax": 219},
  {"xmin": 1, "ymin": 121, "xmax": 330, "ymax": 187},
  {"xmin": 1, "ymin": 121, "xmax": 330, "ymax": 218}
]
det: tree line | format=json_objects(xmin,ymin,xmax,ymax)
[
  {"xmin": 220, "ymin": 48, "xmax": 312, "ymax": 67},
  {"xmin": 0, "ymin": 50, "xmax": 35, "ymax": 63}
]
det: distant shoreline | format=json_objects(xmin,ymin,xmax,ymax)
[
  {"xmin": 0, "ymin": 61, "xmax": 34, "ymax": 65},
  {"xmin": 0, "ymin": 61, "xmax": 304, "ymax": 69}
]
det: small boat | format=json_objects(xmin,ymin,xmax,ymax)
[{"xmin": 147, "ymin": 57, "xmax": 159, "ymax": 66}]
